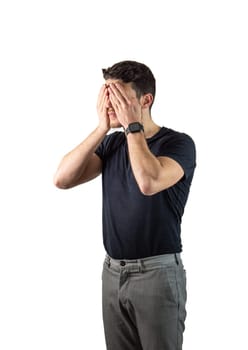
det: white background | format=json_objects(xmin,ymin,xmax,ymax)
[{"xmin": 0, "ymin": 0, "xmax": 247, "ymax": 349}]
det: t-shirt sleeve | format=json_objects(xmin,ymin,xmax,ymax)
[
  {"xmin": 95, "ymin": 131, "xmax": 123, "ymax": 161},
  {"xmin": 95, "ymin": 135, "xmax": 109, "ymax": 161},
  {"xmin": 95, "ymin": 138, "xmax": 105, "ymax": 160},
  {"xmin": 157, "ymin": 133, "xmax": 196, "ymax": 179}
]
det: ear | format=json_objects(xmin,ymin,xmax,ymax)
[{"xmin": 140, "ymin": 93, "xmax": 153, "ymax": 109}]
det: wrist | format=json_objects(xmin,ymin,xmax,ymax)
[
  {"xmin": 97, "ymin": 124, "xmax": 110, "ymax": 135},
  {"xmin": 122, "ymin": 118, "xmax": 141, "ymax": 129},
  {"xmin": 125, "ymin": 122, "xmax": 144, "ymax": 136}
]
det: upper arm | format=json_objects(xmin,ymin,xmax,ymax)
[
  {"xmin": 145, "ymin": 132, "xmax": 196, "ymax": 195},
  {"xmin": 146, "ymin": 156, "xmax": 184, "ymax": 195}
]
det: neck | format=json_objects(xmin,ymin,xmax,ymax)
[{"xmin": 143, "ymin": 118, "xmax": 161, "ymax": 139}]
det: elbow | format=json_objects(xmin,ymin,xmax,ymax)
[
  {"xmin": 138, "ymin": 179, "xmax": 155, "ymax": 196},
  {"xmin": 53, "ymin": 173, "xmax": 71, "ymax": 189}
]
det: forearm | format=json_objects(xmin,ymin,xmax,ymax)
[
  {"xmin": 127, "ymin": 132, "xmax": 162, "ymax": 194},
  {"xmin": 54, "ymin": 126, "xmax": 107, "ymax": 188}
]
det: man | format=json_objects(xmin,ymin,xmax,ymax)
[{"xmin": 54, "ymin": 60, "xmax": 196, "ymax": 350}]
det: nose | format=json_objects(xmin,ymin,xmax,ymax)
[{"xmin": 106, "ymin": 98, "xmax": 112, "ymax": 109}]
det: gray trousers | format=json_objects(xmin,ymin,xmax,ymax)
[{"xmin": 102, "ymin": 253, "xmax": 187, "ymax": 350}]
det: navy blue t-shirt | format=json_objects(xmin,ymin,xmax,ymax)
[{"xmin": 95, "ymin": 127, "xmax": 196, "ymax": 259}]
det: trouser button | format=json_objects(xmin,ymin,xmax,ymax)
[{"xmin": 120, "ymin": 261, "xmax": 126, "ymax": 266}]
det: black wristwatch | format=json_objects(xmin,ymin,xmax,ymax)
[{"xmin": 125, "ymin": 122, "xmax": 144, "ymax": 135}]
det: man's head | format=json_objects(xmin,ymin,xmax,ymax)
[{"xmin": 102, "ymin": 60, "xmax": 156, "ymax": 111}]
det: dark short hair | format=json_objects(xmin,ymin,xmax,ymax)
[{"xmin": 102, "ymin": 60, "xmax": 156, "ymax": 109}]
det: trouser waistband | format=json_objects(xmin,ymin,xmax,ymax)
[{"xmin": 104, "ymin": 253, "xmax": 182, "ymax": 273}]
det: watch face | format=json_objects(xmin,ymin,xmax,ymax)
[
  {"xmin": 130, "ymin": 122, "xmax": 143, "ymax": 132},
  {"xmin": 126, "ymin": 122, "xmax": 144, "ymax": 135}
]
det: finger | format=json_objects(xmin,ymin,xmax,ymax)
[
  {"xmin": 99, "ymin": 84, "xmax": 106, "ymax": 96},
  {"xmin": 109, "ymin": 84, "xmax": 128, "ymax": 105},
  {"xmin": 97, "ymin": 85, "xmax": 108, "ymax": 107},
  {"xmin": 114, "ymin": 83, "xmax": 133, "ymax": 106},
  {"xmin": 109, "ymin": 92, "xmax": 119, "ymax": 111},
  {"xmin": 99, "ymin": 90, "xmax": 109, "ymax": 110},
  {"xmin": 114, "ymin": 83, "xmax": 129, "ymax": 100},
  {"xmin": 97, "ymin": 85, "xmax": 104, "ymax": 103},
  {"xmin": 104, "ymin": 93, "xmax": 110, "ymax": 109}
]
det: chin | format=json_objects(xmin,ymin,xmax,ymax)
[
  {"xmin": 109, "ymin": 116, "xmax": 122, "ymax": 129},
  {"xmin": 110, "ymin": 121, "xmax": 122, "ymax": 129}
]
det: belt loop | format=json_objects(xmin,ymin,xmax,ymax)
[
  {"xmin": 106, "ymin": 255, "xmax": 111, "ymax": 268},
  {"xmin": 138, "ymin": 259, "xmax": 144, "ymax": 273},
  {"xmin": 174, "ymin": 253, "xmax": 179, "ymax": 265}
]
